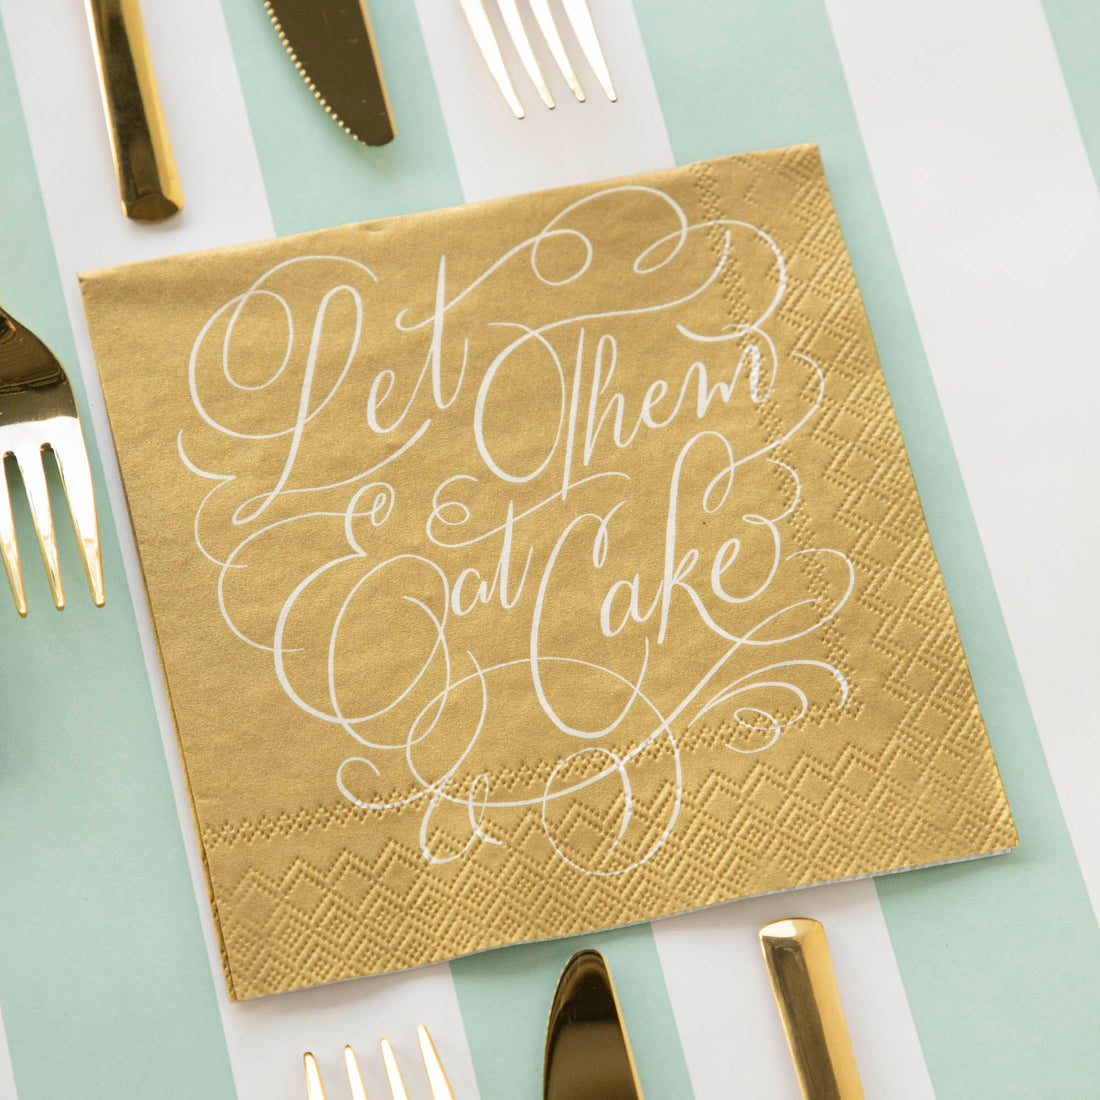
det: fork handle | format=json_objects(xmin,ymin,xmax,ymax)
[
  {"xmin": 84, "ymin": 0, "xmax": 182, "ymax": 221},
  {"xmin": 760, "ymin": 919, "xmax": 865, "ymax": 1100}
]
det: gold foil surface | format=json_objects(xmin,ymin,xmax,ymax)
[{"xmin": 79, "ymin": 145, "xmax": 1016, "ymax": 999}]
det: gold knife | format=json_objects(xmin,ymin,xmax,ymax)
[
  {"xmin": 264, "ymin": 0, "xmax": 395, "ymax": 146},
  {"xmin": 760, "ymin": 918, "xmax": 865, "ymax": 1100},
  {"xmin": 84, "ymin": 0, "xmax": 182, "ymax": 221},
  {"xmin": 544, "ymin": 950, "xmax": 644, "ymax": 1100}
]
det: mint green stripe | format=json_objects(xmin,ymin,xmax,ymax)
[
  {"xmin": 634, "ymin": 0, "xmax": 1100, "ymax": 1095},
  {"xmin": 451, "ymin": 926, "xmax": 694, "ymax": 1100},
  {"xmin": 0, "ymin": 13, "xmax": 235, "ymax": 1100},
  {"xmin": 1043, "ymin": 0, "xmax": 1100, "ymax": 187},
  {"xmin": 221, "ymin": 7, "xmax": 696, "ymax": 1097},
  {"xmin": 219, "ymin": 0, "xmax": 462, "ymax": 234}
]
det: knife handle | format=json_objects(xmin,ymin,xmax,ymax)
[
  {"xmin": 759, "ymin": 919, "xmax": 865, "ymax": 1100},
  {"xmin": 84, "ymin": 0, "xmax": 182, "ymax": 221}
]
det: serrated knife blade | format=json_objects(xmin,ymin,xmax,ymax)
[
  {"xmin": 264, "ymin": 0, "xmax": 395, "ymax": 146},
  {"xmin": 544, "ymin": 950, "xmax": 644, "ymax": 1100}
]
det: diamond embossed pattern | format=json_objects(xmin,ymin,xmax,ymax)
[{"xmin": 81, "ymin": 145, "xmax": 1015, "ymax": 999}]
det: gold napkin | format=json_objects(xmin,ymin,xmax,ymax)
[{"xmin": 80, "ymin": 145, "xmax": 1016, "ymax": 1000}]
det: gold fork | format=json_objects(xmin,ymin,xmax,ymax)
[
  {"xmin": 458, "ymin": 0, "xmax": 617, "ymax": 118},
  {"xmin": 305, "ymin": 1026, "xmax": 456, "ymax": 1100},
  {"xmin": 0, "ymin": 305, "xmax": 105, "ymax": 617},
  {"xmin": 760, "ymin": 919, "xmax": 865, "ymax": 1100}
]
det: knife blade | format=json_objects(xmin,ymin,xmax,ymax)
[
  {"xmin": 544, "ymin": 950, "xmax": 644, "ymax": 1100},
  {"xmin": 263, "ymin": 0, "xmax": 395, "ymax": 146}
]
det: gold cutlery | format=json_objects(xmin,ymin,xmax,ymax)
[
  {"xmin": 0, "ymin": 305, "xmax": 104, "ymax": 617},
  {"xmin": 84, "ymin": 0, "xmax": 182, "ymax": 221},
  {"xmin": 304, "ymin": 1026, "xmax": 455, "ymax": 1099},
  {"xmin": 760, "ymin": 919, "xmax": 865, "ymax": 1100},
  {"xmin": 265, "ymin": 0, "xmax": 395, "ymax": 146},
  {"xmin": 544, "ymin": 950, "xmax": 643, "ymax": 1100},
  {"xmin": 458, "ymin": 0, "xmax": 617, "ymax": 118}
]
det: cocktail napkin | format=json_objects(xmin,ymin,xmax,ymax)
[{"xmin": 80, "ymin": 145, "xmax": 1016, "ymax": 999}]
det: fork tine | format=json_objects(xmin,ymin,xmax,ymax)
[
  {"xmin": 303, "ymin": 1053, "xmax": 328, "ymax": 1100},
  {"xmin": 13, "ymin": 442, "xmax": 64, "ymax": 609},
  {"xmin": 47, "ymin": 418, "xmax": 105, "ymax": 607},
  {"xmin": 526, "ymin": 0, "xmax": 585, "ymax": 102},
  {"xmin": 380, "ymin": 1038, "xmax": 410, "ymax": 1100},
  {"xmin": 457, "ymin": 0, "xmax": 527, "ymax": 118},
  {"xmin": 559, "ymin": 0, "xmax": 617, "ymax": 101},
  {"xmin": 345, "ymin": 1046, "xmax": 369, "ymax": 1100},
  {"xmin": 0, "ymin": 457, "xmax": 28, "ymax": 616},
  {"xmin": 494, "ymin": 0, "xmax": 555, "ymax": 108},
  {"xmin": 417, "ymin": 1026, "xmax": 456, "ymax": 1100}
]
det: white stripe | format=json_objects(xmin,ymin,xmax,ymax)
[
  {"xmin": 414, "ymin": 2, "xmax": 937, "ymax": 1096},
  {"xmin": 825, "ymin": 0, "xmax": 1100, "ymax": 917},
  {"xmin": 0, "ymin": 1005, "xmax": 17, "ymax": 1100},
  {"xmin": 0, "ymin": 3, "xmax": 479, "ymax": 1098},
  {"xmin": 651, "ymin": 880, "xmax": 936, "ymax": 1098}
]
